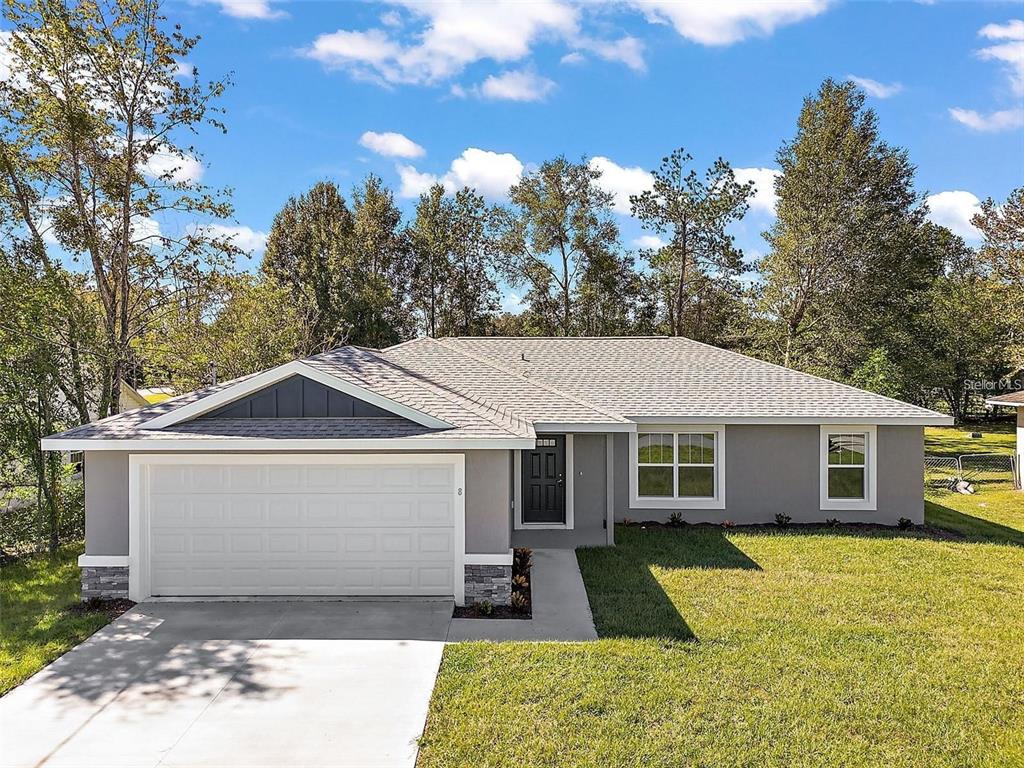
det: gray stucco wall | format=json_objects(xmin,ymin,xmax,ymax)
[
  {"xmin": 84, "ymin": 451, "xmax": 129, "ymax": 555},
  {"xmin": 82, "ymin": 449, "xmax": 511, "ymax": 557},
  {"xmin": 614, "ymin": 425, "xmax": 925, "ymax": 525},
  {"xmin": 511, "ymin": 433, "xmax": 609, "ymax": 549}
]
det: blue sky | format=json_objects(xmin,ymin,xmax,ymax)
[{"xmin": 165, "ymin": 0, "xmax": 1022, "ymax": 305}]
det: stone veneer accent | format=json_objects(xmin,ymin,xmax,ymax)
[
  {"xmin": 464, "ymin": 564, "xmax": 512, "ymax": 606},
  {"xmin": 81, "ymin": 566, "xmax": 129, "ymax": 601}
]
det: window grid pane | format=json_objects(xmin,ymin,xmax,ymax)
[{"xmin": 637, "ymin": 431, "xmax": 718, "ymax": 499}]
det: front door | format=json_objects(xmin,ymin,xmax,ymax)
[{"xmin": 522, "ymin": 435, "xmax": 565, "ymax": 524}]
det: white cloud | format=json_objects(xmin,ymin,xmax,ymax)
[
  {"xmin": 196, "ymin": 223, "xmax": 269, "ymax": 253},
  {"xmin": 560, "ymin": 51, "xmax": 586, "ymax": 65},
  {"xmin": 0, "ymin": 30, "xmax": 14, "ymax": 83},
  {"xmin": 979, "ymin": 19, "xmax": 1024, "ymax": 40},
  {"xmin": 627, "ymin": 0, "xmax": 831, "ymax": 46},
  {"xmin": 140, "ymin": 144, "xmax": 204, "ymax": 184},
  {"xmin": 926, "ymin": 191, "xmax": 982, "ymax": 241},
  {"xmin": 479, "ymin": 69, "xmax": 556, "ymax": 102},
  {"xmin": 574, "ymin": 35, "xmax": 646, "ymax": 72},
  {"xmin": 977, "ymin": 19, "xmax": 1024, "ymax": 95},
  {"xmin": 733, "ymin": 167, "xmax": 781, "ymax": 214},
  {"xmin": 847, "ymin": 75, "xmax": 903, "ymax": 98},
  {"xmin": 132, "ymin": 215, "xmax": 162, "ymax": 244},
  {"xmin": 633, "ymin": 235, "xmax": 666, "ymax": 250},
  {"xmin": 211, "ymin": 0, "xmax": 286, "ymax": 20},
  {"xmin": 588, "ymin": 156, "xmax": 653, "ymax": 215},
  {"xmin": 359, "ymin": 130, "xmax": 425, "ymax": 158},
  {"xmin": 948, "ymin": 107, "xmax": 1024, "ymax": 132},
  {"xmin": 303, "ymin": 1, "xmax": 577, "ymax": 85},
  {"xmin": 173, "ymin": 61, "xmax": 195, "ymax": 79},
  {"xmin": 380, "ymin": 10, "xmax": 403, "ymax": 27},
  {"xmin": 397, "ymin": 164, "xmax": 438, "ymax": 198},
  {"xmin": 398, "ymin": 147, "xmax": 524, "ymax": 200},
  {"xmin": 501, "ymin": 290, "xmax": 526, "ymax": 314}
]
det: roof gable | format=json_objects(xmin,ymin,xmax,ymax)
[{"xmin": 200, "ymin": 374, "xmax": 400, "ymax": 420}]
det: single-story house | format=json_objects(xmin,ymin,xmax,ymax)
[
  {"xmin": 42, "ymin": 337, "xmax": 951, "ymax": 605},
  {"xmin": 984, "ymin": 390, "xmax": 1023, "ymax": 489}
]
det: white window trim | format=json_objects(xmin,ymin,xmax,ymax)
[
  {"xmin": 514, "ymin": 434, "xmax": 574, "ymax": 530},
  {"xmin": 629, "ymin": 425, "xmax": 726, "ymax": 510},
  {"xmin": 127, "ymin": 453, "xmax": 466, "ymax": 605},
  {"xmin": 819, "ymin": 425, "xmax": 877, "ymax": 511}
]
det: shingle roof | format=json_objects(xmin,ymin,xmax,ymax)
[
  {"xmin": 424, "ymin": 337, "xmax": 949, "ymax": 422},
  {"xmin": 986, "ymin": 390, "xmax": 1024, "ymax": 406},
  {"xmin": 45, "ymin": 336, "xmax": 950, "ymax": 445}
]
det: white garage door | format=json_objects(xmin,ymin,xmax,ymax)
[{"xmin": 143, "ymin": 457, "xmax": 459, "ymax": 597}]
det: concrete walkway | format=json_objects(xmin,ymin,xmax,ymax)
[
  {"xmin": 447, "ymin": 548, "xmax": 598, "ymax": 642},
  {"xmin": 0, "ymin": 601, "xmax": 451, "ymax": 768}
]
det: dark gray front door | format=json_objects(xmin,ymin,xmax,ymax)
[{"xmin": 522, "ymin": 435, "xmax": 565, "ymax": 524}]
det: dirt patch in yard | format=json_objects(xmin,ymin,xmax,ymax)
[{"xmin": 65, "ymin": 598, "xmax": 136, "ymax": 622}]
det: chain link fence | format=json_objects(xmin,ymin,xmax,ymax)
[{"xmin": 925, "ymin": 453, "xmax": 1020, "ymax": 492}]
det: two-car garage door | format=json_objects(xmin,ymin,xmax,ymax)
[{"xmin": 141, "ymin": 456, "xmax": 460, "ymax": 598}]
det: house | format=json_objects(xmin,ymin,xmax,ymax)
[
  {"xmin": 42, "ymin": 337, "xmax": 951, "ymax": 605},
  {"xmin": 984, "ymin": 390, "xmax": 1024, "ymax": 489}
]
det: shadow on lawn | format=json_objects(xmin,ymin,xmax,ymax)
[
  {"xmin": 577, "ymin": 527, "xmax": 760, "ymax": 642},
  {"xmin": 924, "ymin": 499, "xmax": 1024, "ymax": 546}
]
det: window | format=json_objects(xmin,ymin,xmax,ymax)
[
  {"xmin": 820, "ymin": 426, "xmax": 877, "ymax": 511},
  {"xmin": 631, "ymin": 426, "xmax": 725, "ymax": 509}
]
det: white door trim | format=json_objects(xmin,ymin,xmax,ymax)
[
  {"xmin": 128, "ymin": 452, "xmax": 466, "ymax": 604},
  {"xmin": 513, "ymin": 434, "xmax": 574, "ymax": 530}
]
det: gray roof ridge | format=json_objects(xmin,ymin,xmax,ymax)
[
  {"xmin": 308, "ymin": 345, "xmax": 534, "ymax": 438},
  {"xmin": 674, "ymin": 336, "xmax": 948, "ymax": 418},
  {"xmin": 432, "ymin": 337, "xmax": 630, "ymax": 423}
]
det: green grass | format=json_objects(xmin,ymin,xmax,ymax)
[
  {"xmin": 924, "ymin": 421, "xmax": 1016, "ymax": 457},
  {"xmin": 420, "ymin": 513, "xmax": 1024, "ymax": 767},
  {"xmin": 0, "ymin": 543, "xmax": 117, "ymax": 695}
]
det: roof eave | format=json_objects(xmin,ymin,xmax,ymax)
[{"xmin": 40, "ymin": 436, "xmax": 534, "ymax": 452}]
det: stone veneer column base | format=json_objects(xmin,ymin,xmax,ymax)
[
  {"xmin": 81, "ymin": 566, "xmax": 129, "ymax": 601},
  {"xmin": 464, "ymin": 564, "xmax": 512, "ymax": 606}
]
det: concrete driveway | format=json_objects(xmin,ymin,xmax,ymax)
[{"xmin": 0, "ymin": 600, "xmax": 452, "ymax": 768}]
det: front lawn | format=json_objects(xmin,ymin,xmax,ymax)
[
  {"xmin": 0, "ymin": 544, "xmax": 119, "ymax": 695},
  {"xmin": 419, "ymin": 515, "xmax": 1024, "ymax": 767},
  {"xmin": 924, "ymin": 420, "xmax": 1016, "ymax": 457}
]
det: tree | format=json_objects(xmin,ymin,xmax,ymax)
[
  {"xmin": 972, "ymin": 187, "xmax": 1024, "ymax": 367},
  {"xmin": 139, "ymin": 274, "xmax": 311, "ymax": 392},
  {"xmin": 262, "ymin": 181, "xmax": 354, "ymax": 350},
  {"xmin": 754, "ymin": 79, "xmax": 932, "ymax": 377},
  {"xmin": 1, "ymin": 0, "xmax": 238, "ymax": 417},
  {"xmin": 410, "ymin": 185, "xmax": 502, "ymax": 337},
  {"xmin": 497, "ymin": 157, "xmax": 620, "ymax": 336},
  {"xmin": 0, "ymin": 241, "xmax": 99, "ymax": 550},
  {"xmin": 348, "ymin": 175, "xmax": 414, "ymax": 348},
  {"xmin": 630, "ymin": 148, "xmax": 752, "ymax": 342}
]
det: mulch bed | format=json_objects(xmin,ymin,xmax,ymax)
[
  {"xmin": 66, "ymin": 598, "xmax": 136, "ymax": 621},
  {"xmin": 623, "ymin": 519, "xmax": 968, "ymax": 541},
  {"xmin": 454, "ymin": 547, "xmax": 533, "ymax": 620}
]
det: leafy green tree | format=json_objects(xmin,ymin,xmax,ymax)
[
  {"xmin": 1, "ymin": 0, "xmax": 239, "ymax": 416},
  {"xmin": 850, "ymin": 348, "xmax": 905, "ymax": 400},
  {"xmin": 972, "ymin": 187, "xmax": 1023, "ymax": 367},
  {"xmin": 347, "ymin": 176, "xmax": 415, "ymax": 348},
  {"xmin": 755, "ymin": 79, "xmax": 932, "ymax": 376},
  {"xmin": 0, "ymin": 242, "xmax": 99, "ymax": 550},
  {"xmin": 140, "ymin": 274, "xmax": 311, "ymax": 392},
  {"xmin": 262, "ymin": 181, "xmax": 354, "ymax": 350},
  {"xmin": 497, "ymin": 157, "xmax": 620, "ymax": 336},
  {"xmin": 410, "ymin": 185, "xmax": 454, "ymax": 338},
  {"xmin": 630, "ymin": 148, "xmax": 752, "ymax": 342}
]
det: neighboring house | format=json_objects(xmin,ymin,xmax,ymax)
[
  {"xmin": 119, "ymin": 381, "xmax": 151, "ymax": 412},
  {"xmin": 42, "ymin": 337, "xmax": 951, "ymax": 605},
  {"xmin": 984, "ymin": 390, "xmax": 1024, "ymax": 489}
]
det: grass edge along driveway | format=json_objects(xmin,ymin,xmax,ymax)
[{"xmin": 0, "ymin": 543, "xmax": 120, "ymax": 695}]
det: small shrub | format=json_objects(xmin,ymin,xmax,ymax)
[
  {"xmin": 897, "ymin": 517, "xmax": 913, "ymax": 530},
  {"xmin": 722, "ymin": 520, "xmax": 735, "ymax": 529},
  {"xmin": 775, "ymin": 513, "xmax": 792, "ymax": 527},
  {"xmin": 510, "ymin": 591, "xmax": 529, "ymax": 613},
  {"xmin": 826, "ymin": 518, "xmax": 841, "ymax": 528},
  {"xmin": 667, "ymin": 511, "xmax": 684, "ymax": 527},
  {"xmin": 476, "ymin": 600, "xmax": 494, "ymax": 616},
  {"xmin": 512, "ymin": 574, "xmax": 529, "ymax": 590},
  {"xmin": 513, "ymin": 547, "xmax": 533, "ymax": 575}
]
